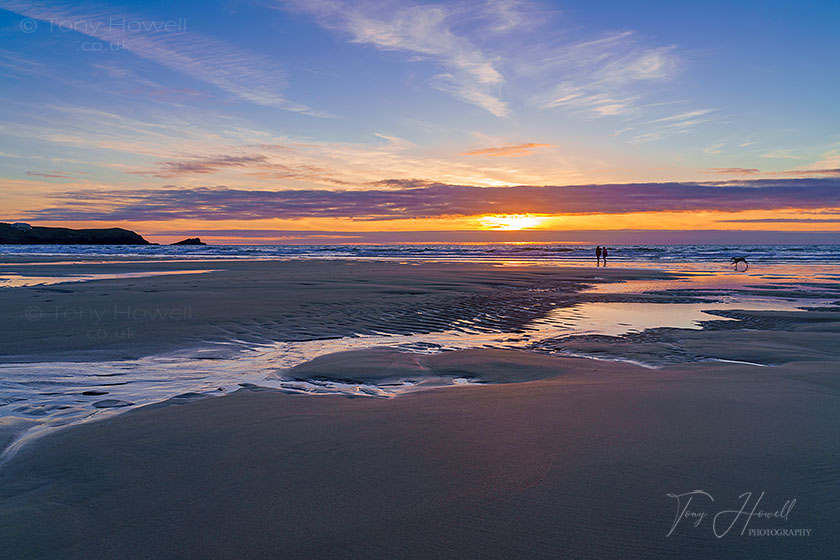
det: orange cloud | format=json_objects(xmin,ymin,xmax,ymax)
[{"xmin": 463, "ymin": 143, "xmax": 553, "ymax": 157}]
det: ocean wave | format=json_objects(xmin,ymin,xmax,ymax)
[{"xmin": 2, "ymin": 243, "xmax": 839, "ymax": 264}]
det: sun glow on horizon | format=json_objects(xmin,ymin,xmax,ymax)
[{"xmin": 478, "ymin": 214, "xmax": 546, "ymax": 231}]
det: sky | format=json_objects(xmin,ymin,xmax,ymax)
[{"xmin": 0, "ymin": 0, "xmax": 839, "ymax": 244}]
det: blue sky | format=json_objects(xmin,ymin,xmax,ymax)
[{"xmin": 1, "ymin": 0, "xmax": 838, "ymax": 241}]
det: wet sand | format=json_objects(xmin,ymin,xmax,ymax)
[
  {"xmin": 0, "ymin": 259, "xmax": 671, "ymax": 362},
  {"xmin": 1, "ymin": 259, "xmax": 839, "ymax": 558},
  {"xmin": 2, "ymin": 356, "xmax": 839, "ymax": 559}
]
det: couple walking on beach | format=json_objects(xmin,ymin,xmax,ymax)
[{"xmin": 595, "ymin": 245, "xmax": 608, "ymax": 266}]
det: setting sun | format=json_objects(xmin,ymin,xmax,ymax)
[{"xmin": 479, "ymin": 214, "xmax": 545, "ymax": 231}]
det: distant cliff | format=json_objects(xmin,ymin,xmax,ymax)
[{"xmin": 0, "ymin": 223, "xmax": 151, "ymax": 245}]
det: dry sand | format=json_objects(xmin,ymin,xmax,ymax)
[{"xmin": 1, "ymin": 259, "xmax": 839, "ymax": 558}]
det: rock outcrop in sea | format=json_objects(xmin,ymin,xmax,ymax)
[{"xmin": 170, "ymin": 237, "xmax": 207, "ymax": 245}]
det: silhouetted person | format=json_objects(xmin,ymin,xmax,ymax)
[
  {"xmin": 595, "ymin": 245, "xmax": 602, "ymax": 266},
  {"xmin": 602, "ymin": 246, "xmax": 608, "ymax": 266}
]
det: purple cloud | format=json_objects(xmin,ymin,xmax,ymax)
[
  {"xmin": 129, "ymin": 155, "xmax": 271, "ymax": 178},
  {"xmin": 25, "ymin": 178, "xmax": 840, "ymax": 222},
  {"xmin": 782, "ymin": 168, "xmax": 840, "ymax": 177},
  {"xmin": 704, "ymin": 168, "xmax": 761, "ymax": 175},
  {"xmin": 127, "ymin": 152, "xmax": 351, "ymax": 185}
]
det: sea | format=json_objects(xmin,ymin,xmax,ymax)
[{"xmin": 1, "ymin": 243, "xmax": 839, "ymax": 264}]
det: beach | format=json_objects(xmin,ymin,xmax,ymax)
[
  {"xmin": 1, "ymin": 257, "xmax": 839, "ymax": 558},
  {"xmin": 4, "ymin": 0, "xmax": 839, "ymax": 555}
]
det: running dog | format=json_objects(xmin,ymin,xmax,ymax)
[{"xmin": 730, "ymin": 256, "xmax": 749, "ymax": 270}]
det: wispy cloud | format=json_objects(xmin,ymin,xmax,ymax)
[
  {"xmin": 704, "ymin": 168, "xmax": 761, "ymax": 175},
  {"xmin": 0, "ymin": 49, "xmax": 49, "ymax": 79},
  {"xmin": 629, "ymin": 108, "xmax": 716, "ymax": 143},
  {"xmin": 780, "ymin": 168, "xmax": 840, "ymax": 177},
  {"xmin": 277, "ymin": 1, "xmax": 700, "ymax": 128},
  {"xmin": 24, "ymin": 170, "xmax": 74, "ymax": 178},
  {"xmin": 463, "ymin": 142, "xmax": 552, "ymax": 157},
  {"xmin": 529, "ymin": 32, "xmax": 679, "ymax": 118},
  {"xmin": 703, "ymin": 142, "xmax": 725, "ymax": 155},
  {"xmin": 703, "ymin": 166, "xmax": 840, "ymax": 178},
  {"xmin": 128, "ymin": 155, "xmax": 271, "ymax": 178},
  {"xmin": 124, "ymin": 146, "xmax": 358, "ymax": 185},
  {"xmin": 0, "ymin": 0, "xmax": 328, "ymax": 116},
  {"xmin": 27, "ymin": 178, "xmax": 840, "ymax": 221},
  {"xmin": 481, "ymin": 0, "xmax": 544, "ymax": 33},
  {"xmin": 282, "ymin": 0, "xmax": 509, "ymax": 116},
  {"xmin": 64, "ymin": 121, "xmax": 573, "ymax": 188},
  {"xmin": 806, "ymin": 149, "xmax": 840, "ymax": 170},
  {"xmin": 650, "ymin": 109, "xmax": 714, "ymax": 124},
  {"xmin": 761, "ymin": 149, "xmax": 801, "ymax": 160},
  {"xmin": 537, "ymin": 87, "xmax": 640, "ymax": 117}
]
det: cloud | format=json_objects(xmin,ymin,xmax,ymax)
[
  {"xmin": 529, "ymin": 32, "xmax": 679, "ymax": 118},
  {"xmin": 25, "ymin": 170, "xmax": 74, "ymax": 178},
  {"xmin": 761, "ymin": 150, "xmax": 801, "ymax": 160},
  {"xmin": 26, "ymin": 178, "xmax": 840, "ymax": 222},
  {"xmin": 278, "ymin": 1, "xmax": 692, "ymax": 125},
  {"xmin": 482, "ymin": 0, "xmax": 543, "ymax": 33},
  {"xmin": 129, "ymin": 155, "xmax": 271, "ymax": 178},
  {"xmin": 629, "ymin": 108, "xmax": 716, "ymax": 143},
  {"xmin": 282, "ymin": 0, "xmax": 508, "ymax": 116},
  {"xmin": 463, "ymin": 142, "xmax": 552, "ymax": 157},
  {"xmin": 371, "ymin": 178, "xmax": 437, "ymax": 188},
  {"xmin": 0, "ymin": 0, "xmax": 327, "ymax": 115},
  {"xmin": 525, "ymin": 32, "xmax": 676, "ymax": 81},
  {"xmin": 537, "ymin": 87, "xmax": 640, "ymax": 117},
  {"xmin": 704, "ymin": 168, "xmax": 761, "ymax": 175},
  {"xmin": 779, "ymin": 168, "xmax": 840, "ymax": 177},
  {"xmin": 127, "ymin": 151, "xmax": 359, "ymax": 185},
  {"xmin": 809, "ymin": 149, "xmax": 840, "ymax": 170},
  {"xmin": 650, "ymin": 109, "xmax": 714, "ymax": 124},
  {"xmin": 702, "ymin": 167, "xmax": 839, "ymax": 178}
]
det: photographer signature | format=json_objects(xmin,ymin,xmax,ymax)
[{"xmin": 666, "ymin": 490, "xmax": 797, "ymax": 538}]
